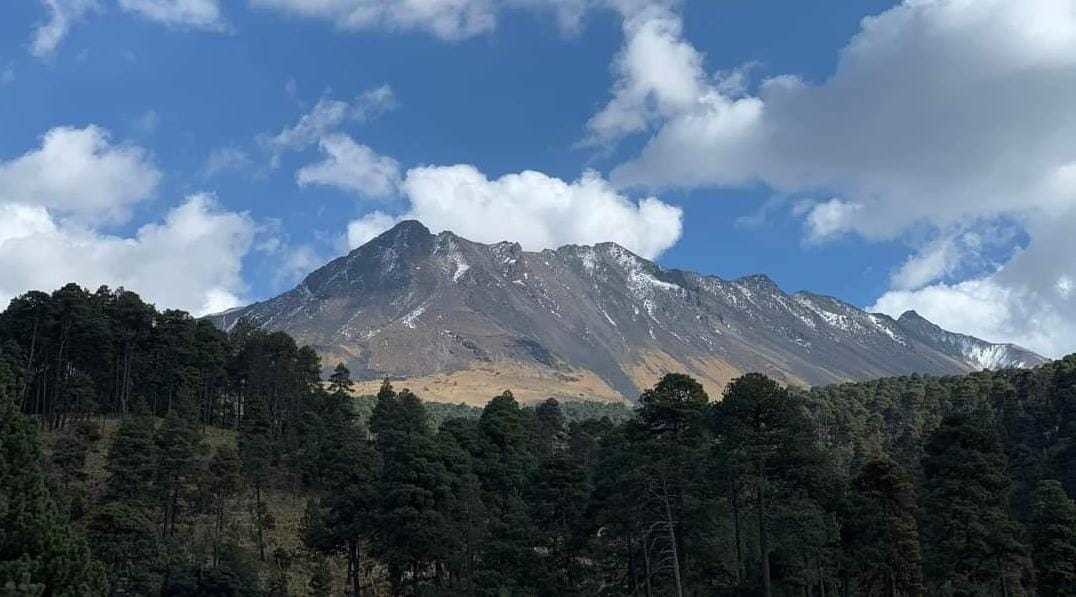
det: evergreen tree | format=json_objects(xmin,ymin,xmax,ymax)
[
  {"xmin": 435, "ymin": 418, "xmax": 488, "ymax": 593},
  {"xmin": 328, "ymin": 362, "xmax": 353, "ymax": 395},
  {"xmin": 0, "ymin": 375, "xmax": 105, "ymax": 594},
  {"xmin": 370, "ymin": 384, "xmax": 451, "ymax": 592},
  {"xmin": 155, "ymin": 412, "xmax": 203, "ymax": 538},
  {"xmin": 921, "ymin": 411, "xmax": 1029, "ymax": 595},
  {"xmin": 842, "ymin": 459, "xmax": 924, "ymax": 596},
  {"xmin": 529, "ymin": 450, "xmax": 591, "ymax": 594},
  {"xmin": 103, "ymin": 415, "xmax": 158, "ymax": 506},
  {"xmin": 1029, "ymin": 480, "xmax": 1076, "ymax": 596},
  {"xmin": 94, "ymin": 414, "xmax": 162, "ymax": 591},
  {"xmin": 308, "ymin": 556, "xmax": 333, "ymax": 597},
  {"xmin": 714, "ymin": 373, "xmax": 836, "ymax": 597},
  {"xmin": 238, "ymin": 406, "xmax": 275, "ymax": 562},
  {"xmin": 533, "ymin": 397, "xmax": 566, "ymax": 458},
  {"xmin": 206, "ymin": 445, "xmax": 242, "ymax": 565},
  {"xmin": 302, "ymin": 417, "xmax": 377, "ymax": 596}
]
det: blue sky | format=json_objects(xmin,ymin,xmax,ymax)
[{"xmin": 2, "ymin": 0, "xmax": 1075, "ymax": 358}]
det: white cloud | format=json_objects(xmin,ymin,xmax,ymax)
[
  {"xmin": 250, "ymin": 0, "xmax": 498, "ymax": 40},
  {"xmin": 1, "ymin": 64, "xmax": 14, "ymax": 85},
  {"xmin": 0, "ymin": 194, "xmax": 255, "ymax": 315},
  {"xmin": 872, "ymin": 209, "xmax": 1076, "ymax": 358},
  {"xmin": 596, "ymin": 0, "xmax": 1076, "ymax": 355},
  {"xmin": 266, "ymin": 98, "xmax": 353, "ymax": 156},
  {"xmin": 347, "ymin": 210, "xmax": 398, "ymax": 249},
  {"xmin": 202, "ymin": 146, "xmax": 253, "ymax": 177},
  {"xmin": 31, "ymin": 0, "xmax": 99, "ymax": 57},
  {"xmin": 585, "ymin": 1, "xmax": 708, "ymax": 145},
  {"xmin": 250, "ymin": 0, "xmax": 601, "ymax": 40},
  {"xmin": 296, "ymin": 134, "xmax": 401, "ymax": 198},
  {"xmin": 117, "ymin": 0, "xmax": 228, "ymax": 30},
  {"xmin": 611, "ymin": 0, "xmax": 1076, "ymax": 237},
  {"xmin": 803, "ymin": 199, "xmax": 861, "ymax": 243},
  {"xmin": 264, "ymin": 86, "xmax": 396, "ymax": 164},
  {"xmin": 347, "ymin": 165, "xmax": 682, "ymax": 259},
  {"xmin": 0, "ymin": 125, "xmax": 160, "ymax": 225}
]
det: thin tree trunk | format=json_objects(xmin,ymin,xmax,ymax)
[
  {"xmin": 758, "ymin": 478, "xmax": 772, "ymax": 597},
  {"xmin": 20, "ymin": 318, "xmax": 38, "ymax": 410},
  {"xmin": 255, "ymin": 485, "xmax": 265, "ymax": 561},
  {"xmin": 661, "ymin": 485, "xmax": 684, "ymax": 597},
  {"xmin": 642, "ymin": 532, "xmax": 654, "ymax": 597},
  {"xmin": 997, "ymin": 556, "xmax": 1009, "ymax": 597},
  {"xmin": 732, "ymin": 480, "xmax": 744, "ymax": 584}
]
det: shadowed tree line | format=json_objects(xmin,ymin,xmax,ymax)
[{"xmin": 0, "ymin": 284, "xmax": 1074, "ymax": 596}]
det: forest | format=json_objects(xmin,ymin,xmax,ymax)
[{"xmin": 1, "ymin": 283, "xmax": 1075, "ymax": 596}]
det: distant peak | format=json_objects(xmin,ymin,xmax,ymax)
[
  {"xmin": 356, "ymin": 220, "xmax": 432, "ymax": 251},
  {"xmin": 898, "ymin": 310, "xmax": 928, "ymax": 323},
  {"xmin": 736, "ymin": 273, "xmax": 777, "ymax": 288},
  {"xmin": 387, "ymin": 219, "xmax": 431, "ymax": 237}
]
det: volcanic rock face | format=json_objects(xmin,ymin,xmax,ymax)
[{"xmin": 210, "ymin": 221, "xmax": 1047, "ymax": 403}]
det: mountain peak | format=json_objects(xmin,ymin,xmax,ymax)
[
  {"xmin": 213, "ymin": 225, "xmax": 1048, "ymax": 403},
  {"xmin": 898, "ymin": 310, "xmax": 927, "ymax": 323},
  {"xmin": 381, "ymin": 219, "xmax": 431, "ymax": 240}
]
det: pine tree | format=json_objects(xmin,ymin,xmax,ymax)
[
  {"xmin": 1029, "ymin": 480, "xmax": 1076, "ymax": 596},
  {"xmin": 302, "ymin": 416, "xmax": 377, "ymax": 596},
  {"xmin": 206, "ymin": 445, "xmax": 242, "ymax": 565},
  {"xmin": 529, "ymin": 450, "xmax": 591, "ymax": 593},
  {"xmin": 370, "ymin": 385, "xmax": 451, "ymax": 592},
  {"xmin": 714, "ymin": 373, "xmax": 835, "ymax": 597},
  {"xmin": 94, "ymin": 413, "xmax": 162, "ymax": 592},
  {"xmin": 0, "ymin": 375, "xmax": 105, "ymax": 595},
  {"xmin": 534, "ymin": 397, "xmax": 566, "ymax": 458},
  {"xmin": 104, "ymin": 415, "xmax": 158, "ymax": 506},
  {"xmin": 155, "ymin": 412, "xmax": 203, "ymax": 538},
  {"xmin": 921, "ymin": 411, "xmax": 1029, "ymax": 595},
  {"xmin": 238, "ymin": 407, "xmax": 275, "ymax": 562},
  {"xmin": 842, "ymin": 459, "xmax": 924, "ymax": 596},
  {"xmin": 328, "ymin": 362, "xmax": 353, "ymax": 395},
  {"xmin": 307, "ymin": 557, "xmax": 333, "ymax": 597},
  {"xmin": 435, "ymin": 418, "xmax": 488, "ymax": 593}
]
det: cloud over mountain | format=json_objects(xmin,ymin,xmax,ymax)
[{"xmin": 596, "ymin": 0, "xmax": 1076, "ymax": 357}]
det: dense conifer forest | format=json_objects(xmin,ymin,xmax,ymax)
[{"xmin": 1, "ymin": 284, "xmax": 1074, "ymax": 596}]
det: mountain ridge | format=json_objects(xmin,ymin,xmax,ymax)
[{"xmin": 209, "ymin": 220, "xmax": 1047, "ymax": 403}]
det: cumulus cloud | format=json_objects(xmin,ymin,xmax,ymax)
[
  {"xmin": 611, "ymin": 0, "xmax": 1076, "ymax": 236},
  {"xmin": 31, "ymin": 0, "xmax": 99, "ymax": 57},
  {"xmin": 872, "ymin": 209, "xmax": 1076, "ymax": 357},
  {"xmin": 347, "ymin": 165, "xmax": 682, "ymax": 259},
  {"xmin": 584, "ymin": 0, "xmax": 707, "ymax": 145},
  {"xmin": 0, "ymin": 194, "xmax": 255, "ymax": 315},
  {"xmin": 346, "ymin": 210, "xmax": 397, "ymax": 249},
  {"xmin": 117, "ymin": 0, "xmax": 228, "ymax": 30},
  {"xmin": 296, "ymin": 134, "xmax": 401, "ymax": 198},
  {"xmin": 596, "ymin": 0, "xmax": 1076, "ymax": 356},
  {"xmin": 803, "ymin": 199, "xmax": 861, "ymax": 243},
  {"xmin": 0, "ymin": 125, "xmax": 161, "ymax": 225}
]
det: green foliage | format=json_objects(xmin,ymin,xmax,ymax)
[
  {"xmin": 842, "ymin": 459, "xmax": 924, "ymax": 596},
  {"xmin": 1029, "ymin": 480, "xmax": 1076, "ymax": 595},
  {"xmin": 921, "ymin": 410, "xmax": 1030, "ymax": 595},
  {"xmin": 0, "ymin": 383, "xmax": 105, "ymax": 595},
  {"xmin": 4, "ymin": 283, "xmax": 1075, "ymax": 596}
]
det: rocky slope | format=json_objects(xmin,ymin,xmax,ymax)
[{"xmin": 210, "ymin": 221, "xmax": 1047, "ymax": 403}]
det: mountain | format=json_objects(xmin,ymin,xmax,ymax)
[{"xmin": 210, "ymin": 221, "xmax": 1048, "ymax": 404}]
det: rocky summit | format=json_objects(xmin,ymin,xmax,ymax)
[{"xmin": 209, "ymin": 221, "xmax": 1047, "ymax": 403}]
